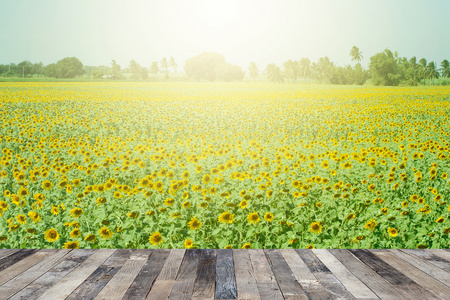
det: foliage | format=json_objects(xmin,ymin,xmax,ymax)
[
  {"xmin": 369, "ymin": 49, "xmax": 400, "ymax": 86},
  {"xmin": 1, "ymin": 82, "xmax": 450, "ymax": 249},
  {"xmin": 184, "ymin": 52, "xmax": 243, "ymax": 82}
]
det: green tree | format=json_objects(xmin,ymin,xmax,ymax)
[
  {"xmin": 265, "ymin": 63, "xmax": 284, "ymax": 83},
  {"xmin": 184, "ymin": 52, "xmax": 226, "ymax": 81},
  {"xmin": 111, "ymin": 60, "xmax": 121, "ymax": 79},
  {"xmin": 55, "ymin": 57, "xmax": 85, "ymax": 78},
  {"xmin": 313, "ymin": 57, "xmax": 334, "ymax": 83},
  {"xmin": 299, "ymin": 58, "xmax": 311, "ymax": 82},
  {"xmin": 150, "ymin": 62, "xmax": 160, "ymax": 75},
  {"xmin": 352, "ymin": 63, "xmax": 369, "ymax": 85},
  {"xmin": 350, "ymin": 46, "xmax": 363, "ymax": 63},
  {"xmin": 43, "ymin": 63, "xmax": 58, "ymax": 77},
  {"xmin": 248, "ymin": 62, "xmax": 259, "ymax": 81},
  {"xmin": 169, "ymin": 57, "xmax": 178, "ymax": 73},
  {"xmin": 418, "ymin": 58, "xmax": 428, "ymax": 84},
  {"xmin": 129, "ymin": 60, "xmax": 140, "ymax": 79},
  {"xmin": 17, "ymin": 60, "xmax": 33, "ymax": 77},
  {"xmin": 440, "ymin": 59, "xmax": 450, "ymax": 78},
  {"xmin": 427, "ymin": 61, "xmax": 439, "ymax": 85},
  {"xmin": 215, "ymin": 63, "xmax": 244, "ymax": 81},
  {"xmin": 160, "ymin": 57, "xmax": 169, "ymax": 79},
  {"xmin": 369, "ymin": 49, "xmax": 399, "ymax": 86},
  {"xmin": 283, "ymin": 59, "xmax": 299, "ymax": 82}
]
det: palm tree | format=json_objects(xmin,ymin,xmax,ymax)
[
  {"xmin": 440, "ymin": 59, "xmax": 450, "ymax": 78},
  {"xmin": 248, "ymin": 62, "xmax": 259, "ymax": 81},
  {"xmin": 427, "ymin": 62, "xmax": 439, "ymax": 85},
  {"xmin": 409, "ymin": 56, "xmax": 417, "ymax": 82},
  {"xmin": 265, "ymin": 64, "xmax": 284, "ymax": 83},
  {"xmin": 350, "ymin": 46, "xmax": 363, "ymax": 63},
  {"xmin": 418, "ymin": 58, "xmax": 428, "ymax": 85}
]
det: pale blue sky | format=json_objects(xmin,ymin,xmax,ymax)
[{"xmin": 1, "ymin": 0, "xmax": 449, "ymax": 69}]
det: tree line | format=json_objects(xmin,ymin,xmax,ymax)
[
  {"xmin": 257, "ymin": 47, "xmax": 450, "ymax": 86},
  {"xmin": 1, "ymin": 47, "xmax": 449, "ymax": 85}
]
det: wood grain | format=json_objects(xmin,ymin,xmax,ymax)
[
  {"xmin": 312, "ymin": 249, "xmax": 378, "ymax": 299},
  {"xmin": 215, "ymin": 249, "xmax": 237, "ymax": 300},
  {"xmin": 248, "ymin": 249, "xmax": 283, "ymax": 300},
  {"xmin": 37, "ymin": 249, "xmax": 115, "ymax": 300},
  {"xmin": 282, "ymin": 249, "xmax": 331, "ymax": 300},
  {"xmin": 233, "ymin": 249, "xmax": 260, "ymax": 300},
  {"xmin": 264, "ymin": 249, "xmax": 307, "ymax": 300},
  {"xmin": 350, "ymin": 249, "xmax": 437, "ymax": 299},
  {"xmin": 297, "ymin": 249, "xmax": 356, "ymax": 299},
  {"xmin": 192, "ymin": 249, "xmax": 216, "ymax": 300},
  {"xmin": 94, "ymin": 249, "xmax": 150, "ymax": 300},
  {"xmin": 0, "ymin": 249, "xmax": 73, "ymax": 299},
  {"xmin": 371, "ymin": 249, "xmax": 450, "ymax": 299},
  {"xmin": 330, "ymin": 249, "xmax": 407, "ymax": 300}
]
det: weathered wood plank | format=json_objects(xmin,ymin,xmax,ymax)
[
  {"xmin": 214, "ymin": 249, "xmax": 237, "ymax": 300},
  {"xmin": 94, "ymin": 249, "xmax": 150, "ymax": 300},
  {"xmin": 282, "ymin": 249, "xmax": 332, "ymax": 300},
  {"xmin": 389, "ymin": 249, "xmax": 450, "ymax": 287},
  {"xmin": 0, "ymin": 249, "xmax": 56, "ymax": 286},
  {"xmin": 125, "ymin": 249, "xmax": 170, "ymax": 300},
  {"xmin": 330, "ymin": 249, "xmax": 407, "ymax": 300},
  {"xmin": 403, "ymin": 249, "xmax": 450, "ymax": 272},
  {"xmin": 428, "ymin": 249, "xmax": 450, "ymax": 262},
  {"xmin": 157, "ymin": 249, "xmax": 186, "ymax": 280},
  {"xmin": 265, "ymin": 249, "xmax": 307, "ymax": 300},
  {"xmin": 9, "ymin": 249, "xmax": 95, "ymax": 300},
  {"xmin": 146, "ymin": 249, "xmax": 185, "ymax": 299},
  {"xmin": 192, "ymin": 249, "xmax": 216, "ymax": 300},
  {"xmin": 313, "ymin": 249, "xmax": 378, "ymax": 299},
  {"xmin": 371, "ymin": 249, "xmax": 450, "ymax": 299},
  {"xmin": 351, "ymin": 249, "xmax": 437, "ymax": 299},
  {"xmin": 297, "ymin": 249, "xmax": 356, "ymax": 300},
  {"xmin": 37, "ymin": 249, "xmax": 115, "ymax": 300},
  {"xmin": 0, "ymin": 249, "xmax": 73, "ymax": 299},
  {"xmin": 67, "ymin": 249, "xmax": 134, "ymax": 300},
  {"xmin": 146, "ymin": 280, "xmax": 175, "ymax": 300},
  {"xmin": 0, "ymin": 249, "xmax": 20, "ymax": 260},
  {"xmin": 0, "ymin": 249, "xmax": 38, "ymax": 272},
  {"xmin": 233, "ymin": 249, "xmax": 260, "ymax": 300},
  {"xmin": 248, "ymin": 249, "xmax": 283, "ymax": 300},
  {"xmin": 169, "ymin": 249, "xmax": 200, "ymax": 300}
]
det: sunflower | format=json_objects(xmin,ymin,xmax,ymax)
[
  {"xmin": 346, "ymin": 213, "xmax": 356, "ymax": 221},
  {"xmin": 241, "ymin": 243, "xmax": 252, "ymax": 249},
  {"xmin": 184, "ymin": 239, "xmax": 194, "ymax": 249},
  {"xmin": 188, "ymin": 217, "xmax": 202, "ymax": 230},
  {"xmin": 28, "ymin": 211, "xmax": 41, "ymax": 222},
  {"xmin": 309, "ymin": 222, "xmax": 323, "ymax": 234},
  {"xmin": 239, "ymin": 200, "xmax": 248, "ymax": 209},
  {"xmin": 202, "ymin": 174, "xmax": 211, "ymax": 184},
  {"xmin": 98, "ymin": 227, "xmax": 112, "ymax": 239},
  {"xmin": 264, "ymin": 212, "xmax": 274, "ymax": 222},
  {"xmin": 388, "ymin": 227, "xmax": 398, "ymax": 237},
  {"xmin": 218, "ymin": 211, "xmax": 235, "ymax": 224},
  {"xmin": 61, "ymin": 241, "xmax": 79, "ymax": 249},
  {"xmin": 51, "ymin": 205, "xmax": 60, "ymax": 215},
  {"xmin": 44, "ymin": 228, "xmax": 60, "ymax": 242},
  {"xmin": 42, "ymin": 180, "xmax": 53, "ymax": 190},
  {"xmin": 364, "ymin": 219, "xmax": 377, "ymax": 230},
  {"xmin": 96, "ymin": 197, "xmax": 106, "ymax": 206},
  {"xmin": 247, "ymin": 212, "xmax": 260, "ymax": 224},
  {"xmin": 16, "ymin": 214, "xmax": 26, "ymax": 225},
  {"xmin": 84, "ymin": 234, "xmax": 96, "ymax": 242},
  {"xmin": 149, "ymin": 232, "xmax": 163, "ymax": 246},
  {"xmin": 435, "ymin": 216, "xmax": 445, "ymax": 223},
  {"xmin": 127, "ymin": 211, "xmax": 139, "ymax": 218},
  {"xmin": 70, "ymin": 228, "xmax": 81, "ymax": 238},
  {"xmin": 70, "ymin": 207, "xmax": 83, "ymax": 218}
]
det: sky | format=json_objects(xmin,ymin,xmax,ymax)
[{"xmin": 1, "ymin": 0, "xmax": 449, "ymax": 70}]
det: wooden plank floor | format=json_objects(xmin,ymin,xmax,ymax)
[{"xmin": 0, "ymin": 249, "xmax": 449, "ymax": 299}]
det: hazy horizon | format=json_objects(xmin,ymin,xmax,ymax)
[{"xmin": 1, "ymin": 0, "xmax": 449, "ymax": 69}]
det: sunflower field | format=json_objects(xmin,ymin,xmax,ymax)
[{"xmin": 1, "ymin": 82, "xmax": 450, "ymax": 249}]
